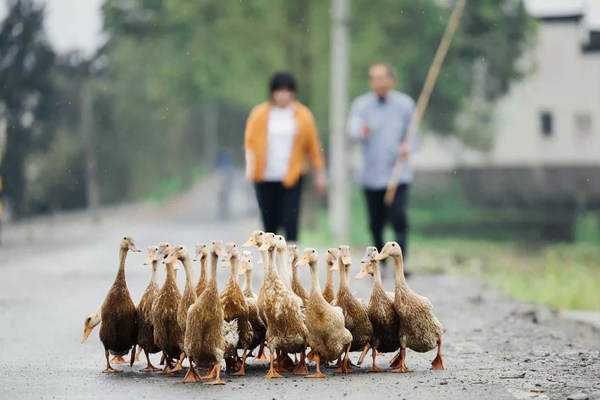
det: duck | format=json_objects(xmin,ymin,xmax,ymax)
[
  {"xmin": 257, "ymin": 232, "xmax": 308, "ymax": 378},
  {"xmin": 242, "ymin": 230, "xmax": 268, "ymax": 266},
  {"xmin": 98, "ymin": 235, "xmax": 141, "ymax": 373},
  {"xmin": 151, "ymin": 242, "xmax": 185, "ymax": 374},
  {"xmin": 219, "ymin": 242, "xmax": 254, "ymax": 376},
  {"xmin": 136, "ymin": 245, "xmax": 162, "ymax": 372},
  {"xmin": 171, "ymin": 244, "xmax": 197, "ymax": 337},
  {"xmin": 194, "ymin": 243, "xmax": 209, "ymax": 297},
  {"xmin": 331, "ymin": 245, "xmax": 373, "ymax": 371},
  {"xmin": 299, "ymin": 248, "xmax": 352, "ymax": 378},
  {"xmin": 288, "ymin": 244, "xmax": 309, "ymax": 306},
  {"xmin": 376, "ymin": 241, "xmax": 444, "ymax": 371},
  {"xmin": 238, "ymin": 251, "xmax": 268, "ymax": 362},
  {"xmin": 182, "ymin": 240, "xmax": 239, "ymax": 385},
  {"xmin": 322, "ymin": 248, "xmax": 337, "ymax": 304},
  {"xmin": 82, "ymin": 304, "xmax": 141, "ymax": 364},
  {"xmin": 355, "ymin": 246, "xmax": 400, "ymax": 372},
  {"xmin": 274, "ymin": 235, "xmax": 304, "ymax": 309}
]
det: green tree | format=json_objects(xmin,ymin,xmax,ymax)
[{"xmin": 0, "ymin": 0, "xmax": 55, "ymax": 217}]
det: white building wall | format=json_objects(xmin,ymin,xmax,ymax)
[{"xmin": 492, "ymin": 19, "xmax": 600, "ymax": 167}]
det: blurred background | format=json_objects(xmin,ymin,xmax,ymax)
[{"xmin": 0, "ymin": 0, "xmax": 598, "ymax": 311}]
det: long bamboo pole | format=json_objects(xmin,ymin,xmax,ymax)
[{"xmin": 384, "ymin": 0, "xmax": 468, "ymax": 205}]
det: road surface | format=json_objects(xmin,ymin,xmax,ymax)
[{"xmin": 0, "ymin": 176, "xmax": 598, "ymax": 400}]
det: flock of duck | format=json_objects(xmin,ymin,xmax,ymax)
[{"xmin": 81, "ymin": 231, "xmax": 444, "ymax": 385}]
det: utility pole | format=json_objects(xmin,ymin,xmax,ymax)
[
  {"xmin": 329, "ymin": 0, "xmax": 350, "ymax": 241},
  {"xmin": 80, "ymin": 76, "xmax": 101, "ymax": 222}
]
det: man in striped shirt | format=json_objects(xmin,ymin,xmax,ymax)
[{"xmin": 347, "ymin": 63, "xmax": 418, "ymax": 272}]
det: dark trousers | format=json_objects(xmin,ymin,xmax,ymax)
[
  {"xmin": 363, "ymin": 184, "xmax": 410, "ymax": 258},
  {"xmin": 254, "ymin": 177, "xmax": 303, "ymax": 242}
]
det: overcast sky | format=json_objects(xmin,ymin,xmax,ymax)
[{"xmin": 0, "ymin": 0, "xmax": 104, "ymax": 56}]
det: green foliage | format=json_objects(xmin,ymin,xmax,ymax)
[
  {"xmin": 0, "ymin": 0, "xmax": 535, "ymax": 216},
  {"xmin": 0, "ymin": 0, "xmax": 55, "ymax": 217}
]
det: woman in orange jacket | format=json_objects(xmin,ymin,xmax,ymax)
[{"xmin": 244, "ymin": 72, "xmax": 327, "ymax": 243}]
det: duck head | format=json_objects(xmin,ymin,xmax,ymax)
[
  {"xmin": 210, "ymin": 240, "xmax": 224, "ymax": 258},
  {"xmin": 81, "ymin": 305, "xmax": 101, "ymax": 343},
  {"xmin": 164, "ymin": 244, "xmax": 189, "ymax": 264},
  {"xmin": 325, "ymin": 248, "xmax": 338, "ymax": 267},
  {"xmin": 355, "ymin": 246, "xmax": 378, "ymax": 279},
  {"xmin": 242, "ymin": 231, "xmax": 264, "ymax": 248},
  {"xmin": 220, "ymin": 242, "xmax": 239, "ymax": 268},
  {"xmin": 143, "ymin": 245, "xmax": 159, "ymax": 265},
  {"xmin": 193, "ymin": 243, "xmax": 208, "ymax": 262},
  {"xmin": 238, "ymin": 251, "xmax": 253, "ymax": 274},
  {"xmin": 376, "ymin": 241, "xmax": 403, "ymax": 261},
  {"xmin": 155, "ymin": 242, "xmax": 171, "ymax": 261},
  {"xmin": 287, "ymin": 244, "xmax": 299, "ymax": 262},
  {"xmin": 258, "ymin": 232, "xmax": 276, "ymax": 251},
  {"xmin": 298, "ymin": 248, "xmax": 318, "ymax": 267},
  {"xmin": 120, "ymin": 235, "xmax": 141, "ymax": 253}
]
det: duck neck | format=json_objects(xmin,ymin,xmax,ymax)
[
  {"xmin": 259, "ymin": 249, "xmax": 268, "ymax": 267},
  {"xmin": 165, "ymin": 260, "xmax": 176, "ymax": 283},
  {"xmin": 182, "ymin": 254, "xmax": 195, "ymax": 286},
  {"xmin": 243, "ymin": 269, "xmax": 252, "ymax": 291},
  {"xmin": 199, "ymin": 256, "xmax": 207, "ymax": 282},
  {"xmin": 277, "ymin": 249, "xmax": 290, "ymax": 287},
  {"xmin": 116, "ymin": 247, "xmax": 128, "ymax": 283},
  {"xmin": 372, "ymin": 261, "xmax": 383, "ymax": 287},
  {"xmin": 229, "ymin": 255, "xmax": 239, "ymax": 281},
  {"xmin": 325, "ymin": 262, "xmax": 334, "ymax": 288},
  {"xmin": 209, "ymin": 252, "xmax": 219, "ymax": 287},
  {"xmin": 337, "ymin": 258, "xmax": 349, "ymax": 290},
  {"xmin": 309, "ymin": 261, "xmax": 321, "ymax": 293},
  {"xmin": 392, "ymin": 254, "xmax": 408, "ymax": 290},
  {"xmin": 266, "ymin": 248, "xmax": 276, "ymax": 273},
  {"xmin": 150, "ymin": 260, "xmax": 159, "ymax": 285},
  {"xmin": 291, "ymin": 257, "xmax": 299, "ymax": 282}
]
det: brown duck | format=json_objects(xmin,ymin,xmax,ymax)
[
  {"xmin": 376, "ymin": 241, "xmax": 444, "ymax": 372},
  {"xmin": 182, "ymin": 240, "xmax": 239, "ymax": 385},
  {"xmin": 220, "ymin": 242, "xmax": 254, "ymax": 376},
  {"xmin": 99, "ymin": 236, "xmax": 140, "ymax": 373},
  {"xmin": 136, "ymin": 245, "xmax": 162, "ymax": 372},
  {"xmin": 332, "ymin": 245, "xmax": 373, "ymax": 370},
  {"xmin": 355, "ymin": 246, "xmax": 400, "ymax": 372},
  {"xmin": 151, "ymin": 242, "xmax": 185, "ymax": 374}
]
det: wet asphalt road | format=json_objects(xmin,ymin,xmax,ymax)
[{"xmin": 0, "ymin": 177, "xmax": 599, "ymax": 399}]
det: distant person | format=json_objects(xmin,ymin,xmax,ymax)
[
  {"xmin": 244, "ymin": 72, "xmax": 326, "ymax": 243},
  {"xmin": 347, "ymin": 63, "xmax": 418, "ymax": 269}
]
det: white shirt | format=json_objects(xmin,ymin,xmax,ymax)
[{"xmin": 263, "ymin": 106, "xmax": 297, "ymax": 182}]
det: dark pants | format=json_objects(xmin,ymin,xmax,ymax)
[
  {"xmin": 254, "ymin": 177, "xmax": 303, "ymax": 242},
  {"xmin": 364, "ymin": 184, "xmax": 410, "ymax": 258}
]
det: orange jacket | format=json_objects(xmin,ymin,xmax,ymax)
[{"xmin": 244, "ymin": 101, "xmax": 325, "ymax": 187}]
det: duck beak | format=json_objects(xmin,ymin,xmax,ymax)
[
  {"xmin": 375, "ymin": 252, "xmax": 389, "ymax": 261},
  {"xmin": 360, "ymin": 255, "xmax": 372, "ymax": 263},
  {"xmin": 341, "ymin": 255, "xmax": 352, "ymax": 265},
  {"xmin": 129, "ymin": 244, "xmax": 141, "ymax": 252},
  {"xmin": 330, "ymin": 263, "xmax": 339, "ymax": 271},
  {"xmin": 81, "ymin": 325, "xmax": 93, "ymax": 343},
  {"xmin": 298, "ymin": 256, "xmax": 309, "ymax": 267},
  {"xmin": 242, "ymin": 238, "xmax": 256, "ymax": 247},
  {"xmin": 164, "ymin": 253, "xmax": 176, "ymax": 264},
  {"xmin": 355, "ymin": 269, "xmax": 369, "ymax": 280}
]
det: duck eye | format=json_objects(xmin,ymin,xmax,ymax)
[{"xmin": 123, "ymin": 236, "xmax": 127, "ymax": 240}]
